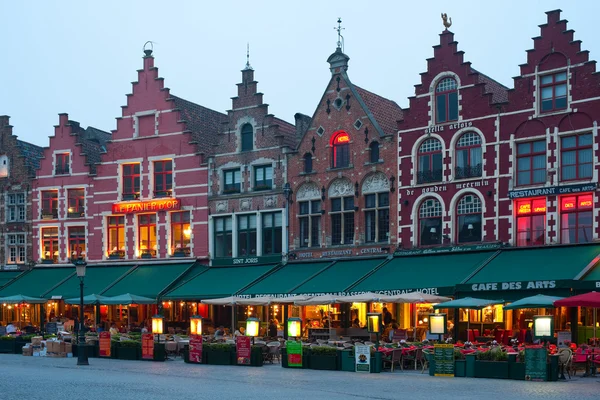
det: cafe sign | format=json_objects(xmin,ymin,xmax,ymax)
[
  {"xmin": 469, "ymin": 280, "xmax": 557, "ymax": 291},
  {"xmin": 112, "ymin": 198, "xmax": 181, "ymax": 214},
  {"xmin": 508, "ymin": 182, "xmax": 597, "ymax": 200},
  {"xmin": 211, "ymin": 255, "xmax": 282, "ymax": 267},
  {"xmin": 394, "ymin": 243, "xmax": 502, "ymax": 257}
]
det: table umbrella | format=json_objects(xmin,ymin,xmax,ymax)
[
  {"xmin": 64, "ymin": 294, "xmax": 109, "ymax": 305},
  {"xmin": 0, "ymin": 294, "xmax": 48, "ymax": 304},
  {"xmin": 503, "ymin": 294, "xmax": 564, "ymax": 310},
  {"xmin": 554, "ymin": 292, "xmax": 600, "ymax": 341},
  {"xmin": 383, "ymin": 292, "xmax": 452, "ymax": 339},
  {"xmin": 101, "ymin": 293, "xmax": 156, "ymax": 305},
  {"xmin": 434, "ymin": 297, "xmax": 504, "ymax": 333}
]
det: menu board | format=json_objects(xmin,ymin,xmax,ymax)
[
  {"xmin": 236, "ymin": 336, "xmax": 251, "ymax": 365},
  {"xmin": 434, "ymin": 344, "xmax": 454, "ymax": 377},
  {"xmin": 142, "ymin": 333, "xmax": 154, "ymax": 360},
  {"xmin": 286, "ymin": 341, "xmax": 302, "ymax": 367},
  {"xmin": 99, "ymin": 331, "xmax": 111, "ymax": 357},
  {"xmin": 557, "ymin": 331, "xmax": 571, "ymax": 347},
  {"xmin": 46, "ymin": 323, "xmax": 58, "ymax": 334},
  {"xmin": 525, "ymin": 348, "xmax": 547, "ymax": 381},
  {"xmin": 355, "ymin": 345, "xmax": 371, "ymax": 373},
  {"xmin": 189, "ymin": 335, "xmax": 203, "ymax": 363}
]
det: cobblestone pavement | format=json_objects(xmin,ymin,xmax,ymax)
[{"xmin": 1, "ymin": 355, "xmax": 599, "ymax": 400}]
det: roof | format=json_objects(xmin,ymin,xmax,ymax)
[
  {"xmin": 16, "ymin": 139, "xmax": 43, "ymax": 175},
  {"xmin": 471, "ymin": 68, "xmax": 509, "ymax": 104},
  {"xmin": 272, "ymin": 116, "xmax": 298, "ymax": 148},
  {"xmin": 170, "ymin": 95, "xmax": 227, "ymax": 156},
  {"xmin": 76, "ymin": 125, "xmax": 111, "ymax": 174},
  {"xmin": 354, "ymin": 85, "xmax": 403, "ymax": 136}
]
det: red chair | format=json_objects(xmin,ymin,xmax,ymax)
[
  {"xmin": 484, "ymin": 329, "xmax": 491, "ymax": 336},
  {"xmin": 494, "ymin": 329, "xmax": 504, "ymax": 343},
  {"xmin": 518, "ymin": 329, "xmax": 527, "ymax": 344},
  {"xmin": 467, "ymin": 329, "xmax": 475, "ymax": 342},
  {"xmin": 502, "ymin": 329, "xmax": 513, "ymax": 345},
  {"xmin": 473, "ymin": 329, "xmax": 480, "ymax": 338}
]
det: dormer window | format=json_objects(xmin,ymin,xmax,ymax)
[
  {"xmin": 55, "ymin": 153, "xmax": 70, "ymax": 175},
  {"xmin": 435, "ymin": 77, "xmax": 458, "ymax": 123},
  {"xmin": 540, "ymin": 72, "xmax": 567, "ymax": 112}
]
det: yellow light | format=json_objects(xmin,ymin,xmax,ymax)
[
  {"xmin": 429, "ymin": 314, "xmax": 446, "ymax": 335},
  {"xmin": 367, "ymin": 313, "xmax": 381, "ymax": 333},
  {"xmin": 288, "ymin": 318, "xmax": 302, "ymax": 338},
  {"xmin": 423, "ymin": 317, "xmax": 428, "ymax": 323},
  {"xmin": 246, "ymin": 318, "xmax": 260, "ymax": 337},
  {"xmin": 151, "ymin": 315, "xmax": 164, "ymax": 334},
  {"xmin": 183, "ymin": 227, "xmax": 192, "ymax": 238},
  {"xmin": 190, "ymin": 315, "xmax": 202, "ymax": 335}
]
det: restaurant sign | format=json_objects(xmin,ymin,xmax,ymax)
[
  {"xmin": 355, "ymin": 345, "xmax": 371, "ymax": 373},
  {"xmin": 99, "ymin": 331, "xmax": 111, "ymax": 357},
  {"xmin": 394, "ymin": 243, "xmax": 502, "ymax": 257},
  {"xmin": 236, "ymin": 336, "xmax": 251, "ymax": 365},
  {"xmin": 468, "ymin": 280, "xmax": 557, "ymax": 292},
  {"xmin": 286, "ymin": 341, "xmax": 303, "ymax": 367},
  {"xmin": 189, "ymin": 335, "xmax": 203, "ymax": 363},
  {"xmin": 112, "ymin": 198, "xmax": 181, "ymax": 214},
  {"xmin": 142, "ymin": 333, "xmax": 154, "ymax": 360},
  {"xmin": 508, "ymin": 182, "xmax": 597, "ymax": 200},
  {"xmin": 212, "ymin": 255, "xmax": 282, "ymax": 267}
]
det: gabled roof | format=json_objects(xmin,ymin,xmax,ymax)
[
  {"xmin": 68, "ymin": 122, "xmax": 111, "ymax": 175},
  {"xmin": 16, "ymin": 139, "xmax": 43, "ymax": 175},
  {"xmin": 170, "ymin": 95, "xmax": 227, "ymax": 156},
  {"xmin": 272, "ymin": 116, "xmax": 298, "ymax": 148},
  {"xmin": 353, "ymin": 86, "xmax": 403, "ymax": 136},
  {"xmin": 471, "ymin": 68, "xmax": 509, "ymax": 104}
]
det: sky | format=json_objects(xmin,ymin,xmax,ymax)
[{"xmin": 1, "ymin": 0, "xmax": 599, "ymax": 147}]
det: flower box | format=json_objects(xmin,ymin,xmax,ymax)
[
  {"xmin": 309, "ymin": 355, "xmax": 338, "ymax": 370},
  {"xmin": 340, "ymin": 350, "xmax": 355, "ymax": 371},
  {"xmin": 172, "ymin": 251, "xmax": 188, "ymax": 258},
  {"xmin": 454, "ymin": 360, "xmax": 467, "ymax": 377},
  {"xmin": 0, "ymin": 338, "xmax": 16, "ymax": 354},
  {"xmin": 208, "ymin": 350, "xmax": 232, "ymax": 365},
  {"xmin": 474, "ymin": 361, "xmax": 509, "ymax": 379}
]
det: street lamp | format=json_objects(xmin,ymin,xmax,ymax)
[
  {"xmin": 367, "ymin": 312, "xmax": 381, "ymax": 349},
  {"xmin": 74, "ymin": 259, "xmax": 88, "ymax": 366},
  {"xmin": 152, "ymin": 314, "xmax": 164, "ymax": 337},
  {"xmin": 190, "ymin": 315, "xmax": 203, "ymax": 336},
  {"xmin": 246, "ymin": 317, "xmax": 260, "ymax": 344},
  {"xmin": 287, "ymin": 317, "xmax": 302, "ymax": 339}
]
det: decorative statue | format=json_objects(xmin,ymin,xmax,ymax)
[{"xmin": 441, "ymin": 13, "xmax": 452, "ymax": 30}]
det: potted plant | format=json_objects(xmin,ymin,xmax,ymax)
[
  {"xmin": 118, "ymin": 340, "xmax": 140, "ymax": 360},
  {"xmin": 205, "ymin": 343, "xmax": 234, "ymax": 365},
  {"xmin": 454, "ymin": 348, "xmax": 467, "ymax": 377},
  {"xmin": 0, "ymin": 336, "xmax": 16, "ymax": 353},
  {"xmin": 474, "ymin": 348, "xmax": 509, "ymax": 379},
  {"xmin": 310, "ymin": 346, "xmax": 338, "ymax": 370}
]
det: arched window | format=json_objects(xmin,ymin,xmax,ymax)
[
  {"xmin": 417, "ymin": 138, "xmax": 443, "ymax": 184},
  {"xmin": 419, "ymin": 198, "xmax": 442, "ymax": 246},
  {"xmin": 455, "ymin": 132, "xmax": 482, "ymax": 179},
  {"xmin": 241, "ymin": 124, "xmax": 253, "ymax": 152},
  {"xmin": 303, "ymin": 153, "xmax": 313, "ymax": 174},
  {"xmin": 331, "ymin": 131, "xmax": 350, "ymax": 169},
  {"xmin": 456, "ymin": 194, "xmax": 482, "ymax": 243},
  {"xmin": 369, "ymin": 141, "xmax": 380, "ymax": 163},
  {"xmin": 435, "ymin": 77, "xmax": 458, "ymax": 123}
]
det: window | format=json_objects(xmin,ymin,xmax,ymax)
[
  {"xmin": 515, "ymin": 198, "xmax": 546, "ymax": 247},
  {"xmin": 214, "ymin": 217, "xmax": 233, "ymax": 258},
  {"xmin": 55, "ymin": 153, "xmax": 70, "ymax": 175},
  {"xmin": 540, "ymin": 72, "xmax": 567, "ymax": 112},
  {"xmin": 561, "ymin": 134, "xmax": 593, "ymax": 181},
  {"xmin": 7, "ymin": 233, "xmax": 25, "ymax": 264},
  {"xmin": 369, "ymin": 141, "xmax": 380, "ymax": 163},
  {"xmin": 303, "ymin": 153, "xmax": 313, "ymax": 174},
  {"xmin": 122, "ymin": 163, "xmax": 141, "ymax": 200},
  {"xmin": 223, "ymin": 169, "xmax": 241, "ymax": 194},
  {"xmin": 67, "ymin": 188, "xmax": 85, "ymax": 218},
  {"xmin": 331, "ymin": 131, "xmax": 350, "ymax": 169},
  {"xmin": 560, "ymin": 194, "xmax": 593, "ymax": 244},
  {"xmin": 456, "ymin": 195, "xmax": 482, "ymax": 244},
  {"xmin": 331, "ymin": 196, "xmax": 354, "ymax": 245},
  {"xmin": 41, "ymin": 190, "xmax": 58, "ymax": 219},
  {"xmin": 138, "ymin": 214, "xmax": 157, "ymax": 258},
  {"xmin": 299, "ymin": 200, "xmax": 321, "ymax": 248},
  {"xmin": 238, "ymin": 215, "xmax": 257, "ymax": 256},
  {"xmin": 263, "ymin": 212, "xmax": 282, "ymax": 255},
  {"xmin": 365, "ymin": 192, "xmax": 390, "ymax": 243},
  {"xmin": 171, "ymin": 211, "xmax": 191, "ymax": 256},
  {"xmin": 419, "ymin": 198, "xmax": 442, "ymax": 246},
  {"xmin": 417, "ymin": 138, "xmax": 443, "ymax": 184},
  {"xmin": 6, "ymin": 193, "xmax": 25, "ymax": 222},
  {"xmin": 42, "ymin": 227, "xmax": 59, "ymax": 263},
  {"xmin": 435, "ymin": 77, "xmax": 458, "ymax": 123},
  {"xmin": 0, "ymin": 155, "xmax": 8, "ymax": 178},
  {"xmin": 241, "ymin": 124, "xmax": 253, "ymax": 152},
  {"xmin": 455, "ymin": 132, "xmax": 482, "ymax": 179},
  {"xmin": 254, "ymin": 165, "xmax": 273, "ymax": 190},
  {"xmin": 68, "ymin": 227, "xmax": 86, "ymax": 260},
  {"xmin": 516, "ymin": 140, "xmax": 546, "ymax": 186},
  {"xmin": 108, "ymin": 216, "xmax": 125, "ymax": 258},
  {"xmin": 154, "ymin": 160, "xmax": 173, "ymax": 197}
]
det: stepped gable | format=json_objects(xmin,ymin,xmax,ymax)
[
  {"xmin": 16, "ymin": 139, "xmax": 43, "ymax": 176},
  {"xmin": 68, "ymin": 121, "xmax": 110, "ymax": 175}
]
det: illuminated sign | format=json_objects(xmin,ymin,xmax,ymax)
[
  {"xmin": 580, "ymin": 200, "xmax": 593, "ymax": 208},
  {"xmin": 516, "ymin": 200, "xmax": 546, "ymax": 215},
  {"xmin": 563, "ymin": 202, "xmax": 575, "ymax": 210},
  {"xmin": 534, "ymin": 207, "xmax": 547, "ymax": 212},
  {"xmin": 336, "ymin": 134, "xmax": 349, "ymax": 143},
  {"xmin": 517, "ymin": 204, "xmax": 531, "ymax": 214},
  {"xmin": 112, "ymin": 198, "xmax": 181, "ymax": 214}
]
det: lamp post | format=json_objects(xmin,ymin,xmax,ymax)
[
  {"xmin": 367, "ymin": 313, "xmax": 381, "ymax": 349},
  {"xmin": 74, "ymin": 259, "xmax": 88, "ymax": 366},
  {"xmin": 246, "ymin": 317, "xmax": 260, "ymax": 344},
  {"xmin": 152, "ymin": 314, "xmax": 164, "ymax": 342},
  {"xmin": 190, "ymin": 315, "xmax": 203, "ymax": 336}
]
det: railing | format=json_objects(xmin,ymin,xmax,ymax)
[
  {"xmin": 122, "ymin": 193, "xmax": 140, "ymax": 201},
  {"xmin": 54, "ymin": 168, "xmax": 70, "ymax": 175},
  {"xmin": 41, "ymin": 211, "xmax": 58, "ymax": 220},
  {"xmin": 455, "ymin": 165, "xmax": 482, "ymax": 179},
  {"xmin": 416, "ymin": 169, "xmax": 443, "ymax": 184},
  {"xmin": 67, "ymin": 211, "xmax": 85, "ymax": 218}
]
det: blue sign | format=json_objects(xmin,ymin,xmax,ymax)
[{"xmin": 508, "ymin": 183, "xmax": 597, "ymax": 200}]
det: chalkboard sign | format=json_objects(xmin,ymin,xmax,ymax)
[
  {"xmin": 0, "ymin": 326, "xmax": 6, "ymax": 335},
  {"xmin": 45, "ymin": 323, "xmax": 58, "ymax": 335},
  {"xmin": 434, "ymin": 344, "xmax": 454, "ymax": 377},
  {"xmin": 525, "ymin": 348, "xmax": 547, "ymax": 381}
]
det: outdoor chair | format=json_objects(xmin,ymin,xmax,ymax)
[
  {"xmin": 571, "ymin": 348, "xmax": 588, "ymax": 375},
  {"xmin": 421, "ymin": 349, "xmax": 432, "ymax": 374},
  {"xmin": 165, "ymin": 341, "xmax": 178, "ymax": 359},
  {"xmin": 403, "ymin": 348, "xmax": 426, "ymax": 371},
  {"xmin": 267, "ymin": 341, "xmax": 281, "ymax": 363},
  {"xmin": 557, "ymin": 348, "xmax": 572, "ymax": 379},
  {"xmin": 382, "ymin": 348, "xmax": 403, "ymax": 372},
  {"xmin": 343, "ymin": 342, "xmax": 354, "ymax": 348}
]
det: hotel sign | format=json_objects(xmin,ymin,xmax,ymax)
[
  {"xmin": 394, "ymin": 243, "xmax": 502, "ymax": 257},
  {"xmin": 111, "ymin": 198, "xmax": 181, "ymax": 214},
  {"xmin": 508, "ymin": 183, "xmax": 597, "ymax": 200}
]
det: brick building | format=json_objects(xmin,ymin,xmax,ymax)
[
  {"xmin": 287, "ymin": 44, "xmax": 402, "ymax": 260},
  {"xmin": 0, "ymin": 116, "xmax": 43, "ymax": 270},
  {"xmin": 207, "ymin": 62, "xmax": 297, "ymax": 265}
]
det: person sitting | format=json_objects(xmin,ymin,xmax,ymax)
[
  {"xmin": 351, "ymin": 318, "xmax": 361, "ymax": 328},
  {"xmin": 6, "ymin": 322, "xmax": 17, "ymax": 334},
  {"xmin": 214, "ymin": 326, "xmax": 225, "ymax": 339},
  {"xmin": 109, "ymin": 323, "xmax": 119, "ymax": 336},
  {"xmin": 234, "ymin": 327, "xmax": 245, "ymax": 337},
  {"xmin": 96, "ymin": 324, "xmax": 104, "ymax": 333},
  {"xmin": 388, "ymin": 323, "xmax": 400, "ymax": 342},
  {"xmin": 141, "ymin": 325, "xmax": 148, "ymax": 333}
]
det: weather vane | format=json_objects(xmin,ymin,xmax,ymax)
[
  {"xmin": 244, "ymin": 42, "xmax": 252, "ymax": 70},
  {"xmin": 441, "ymin": 13, "xmax": 452, "ymax": 30},
  {"xmin": 334, "ymin": 18, "xmax": 345, "ymax": 52},
  {"xmin": 143, "ymin": 41, "xmax": 155, "ymax": 56}
]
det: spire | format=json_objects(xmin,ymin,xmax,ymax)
[
  {"xmin": 327, "ymin": 18, "xmax": 349, "ymax": 74},
  {"xmin": 335, "ymin": 17, "xmax": 345, "ymax": 52},
  {"xmin": 244, "ymin": 42, "xmax": 253, "ymax": 71}
]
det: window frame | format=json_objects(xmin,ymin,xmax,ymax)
[
  {"xmin": 298, "ymin": 200, "xmax": 321, "ymax": 248},
  {"xmin": 171, "ymin": 211, "xmax": 191, "ymax": 256},
  {"xmin": 223, "ymin": 168, "xmax": 241, "ymax": 194},
  {"xmin": 154, "ymin": 160, "xmax": 173, "ymax": 198},
  {"xmin": 42, "ymin": 227, "xmax": 59, "ymax": 263},
  {"xmin": 41, "ymin": 190, "xmax": 59, "ymax": 219},
  {"xmin": 241, "ymin": 123, "xmax": 253, "ymax": 152},
  {"xmin": 560, "ymin": 134, "xmax": 593, "ymax": 182},
  {"xmin": 6, "ymin": 233, "xmax": 26, "ymax": 264},
  {"xmin": 68, "ymin": 226, "xmax": 86, "ymax": 261},
  {"xmin": 107, "ymin": 216, "xmax": 125, "ymax": 258},
  {"xmin": 253, "ymin": 165, "xmax": 273, "ymax": 191},
  {"xmin": 214, "ymin": 216, "xmax": 233, "ymax": 258},
  {"xmin": 560, "ymin": 194, "xmax": 593, "ymax": 244},
  {"xmin": 330, "ymin": 196, "xmax": 355, "ymax": 245},
  {"xmin": 455, "ymin": 132, "xmax": 482, "ymax": 179},
  {"xmin": 262, "ymin": 212, "xmax": 282, "ymax": 255},
  {"xmin": 237, "ymin": 214, "xmax": 257, "ymax": 257},
  {"xmin": 455, "ymin": 194, "xmax": 483, "ymax": 244},
  {"xmin": 418, "ymin": 198, "xmax": 443, "ymax": 247},
  {"xmin": 364, "ymin": 192, "xmax": 390, "ymax": 243},
  {"xmin": 138, "ymin": 214, "xmax": 157, "ymax": 258},
  {"xmin": 435, "ymin": 77, "xmax": 458, "ymax": 124},
  {"xmin": 303, "ymin": 153, "xmax": 313, "ymax": 174},
  {"xmin": 369, "ymin": 141, "xmax": 380, "ymax": 164},
  {"xmin": 540, "ymin": 72, "xmax": 568, "ymax": 113},
  {"xmin": 6, "ymin": 193, "xmax": 26, "ymax": 222},
  {"xmin": 516, "ymin": 140, "xmax": 546, "ymax": 187},
  {"xmin": 331, "ymin": 131, "xmax": 350, "ymax": 169},
  {"xmin": 417, "ymin": 138, "xmax": 443, "ymax": 184},
  {"xmin": 515, "ymin": 198, "xmax": 546, "ymax": 247},
  {"xmin": 55, "ymin": 153, "xmax": 70, "ymax": 175},
  {"xmin": 67, "ymin": 188, "xmax": 85, "ymax": 218},
  {"xmin": 122, "ymin": 163, "xmax": 141, "ymax": 200}
]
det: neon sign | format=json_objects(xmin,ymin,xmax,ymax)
[
  {"xmin": 516, "ymin": 199, "xmax": 546, "ymax": 215},
  {"xmin": 333, "ymin": 132, "xmax": 350, "ymax": 144},
  {"xmin": 517, "ymin": 204, "xmax": 531, "ymax": 214},
  {"xmin": 580, "ymin": 200, "xmax": 593, "ymax": 208},
  {"xmin": 112, "ymin": 198, "xmax": 181, "ymax": 214}
]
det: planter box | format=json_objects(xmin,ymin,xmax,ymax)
[
  {"xmin": 153, "ymin": 343, "xmax": 166, "ymax": 361},
  {"xmin": 474, "ymin": 361, "xmax": 509, "ymax": 379},
  {"xmin": 370, "ymin": 353, "xmax": 382, "ymax": 373},
  {"xmin": 310, "ymin": 355, "xmax": 337, "ymax": 371},
  {"xmin": 340, "ymin": 350, "xmax": 355, "ymax": 372},
  {"xmin": 0, "ymin": 340, "xmax": 16, "ymax": 354},
  {"xmin": 118, "ymin": 346, "xmax": 140, "ymax": 360},
  {"xmin": 250, "ymin": 347, "xmax": 263, "ymax": 367},
  {"xmin": 455, "ymin": 360, "xmax": 467, "ymax": 377},
  {"xmin": 208, "ymin": 350, "xmax": 233, "ymax": 365},
  {"xmin": 509, "ymin": 362, "xmax": 525, "ymax": 380}
]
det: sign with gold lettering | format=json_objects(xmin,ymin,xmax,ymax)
[{"xmin": 112, "ymin": 198, "xmax": 181, "ymax": 214}]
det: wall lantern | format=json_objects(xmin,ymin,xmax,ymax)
[
  {"xmin": 246, "ymin": 317, "xmax": 260, "ymax": 338},
  {"xmin": 287, "ymin": 317, "xmax": 302, "ymax": 339},
  {"xmin": 151, "ymin": 315, "xmax": 164, "ymax": 335},
  {"xmin": 533, "ymin": 315, "xmax": 554, "ymax": 341},
  {"xmin": 190, "ymin": 315, "xmax": 203, "ymax": 336},
  {"xmin": 367, "ymin": 313, "xmax": 381, "ymax": 334}
]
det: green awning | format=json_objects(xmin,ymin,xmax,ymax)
[
  {"xmin": 44, "ymin": 265, "xmax": 134, "ymax": 299},
  {"xmin": 0, "ymin": 267, "xmax": 74, "ymax": 298},
  {"xmin": 0, "ymin": 271, "xmax": 23, "ymax": 289},
  {"xmin": 292, "ymin": 258, "xmax": 386, "ymax": 295},
  {"xmin": 163, "ymin": 264, "xmax": 278, "ymax": 300},
  {"xmin": 240, "ymin": 262, "xmax": 333, "ymax": 296},
  {"xmin": 351, "ymin": 251, "xmax": 497, "ymax": 296},
  {"xmin": 102, "ymin": 263, "xmax": 193, "ymax": 298}
]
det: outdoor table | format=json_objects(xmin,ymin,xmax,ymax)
[{"xmin": 177, "ymin": 339, "xmax": 189, "ymax": 352}]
